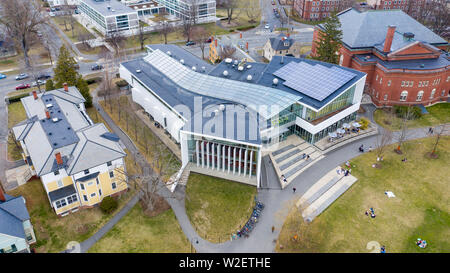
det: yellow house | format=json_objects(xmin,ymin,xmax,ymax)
[
  {"xmin": 12, "ymin": 85, "xmax": 128, "ymax": 216},
  {"xmin": 209, "ymin": 37, "xmax": 221, "ymax": 63}
]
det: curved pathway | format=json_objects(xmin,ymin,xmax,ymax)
[{"xmin": 79, "ymin": 90, "xmax": 448, "ymax": 253}]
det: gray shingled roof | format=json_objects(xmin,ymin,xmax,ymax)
[
  {"xmin": 0, "ymin": 196, "xmax": 30, "ymax": 239},
  {"xmin": 269, "ymin": 34, "xmax": 294, "ymax": 51},
  {"xmin": 325, "ymin": 8, "xmax": 448, "ymax": 49}
]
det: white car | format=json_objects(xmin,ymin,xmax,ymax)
[
  {"xmin": 265, "ymin": 24, "xmax": 270, "ymax": 29},
  {"xmin": 31, "ymin": 79, "xmax": 46, "ymax": 87},
  {"xmin": 49, "ymin": 12, "xmax": 55, "ymax": 17}
]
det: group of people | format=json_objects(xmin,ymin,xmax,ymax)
[
  {"xmin": 337, "ymin": 166, "xmax": 351, "ymax": 176},
  {"xmin": 281, "ymin": 174, "xmax": 287, "ymax": 183},
  {"xmin": 416, "ymin": 238, "xmax": 427, "ymax": 248},
  {"xmin": 301, "ymin": 153, "xmax": 310, "ymax": 160},
  {"xmin": 365, "ymin": 207, "xmax": 376, "ymax": 218}
]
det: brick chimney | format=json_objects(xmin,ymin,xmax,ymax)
[
  {"xmin": 0, "ymin": 185, "xmax": 5, "ymax": 202},
  {"xmin": 215, "ymin": 39, "xmax": 218, "ymax": 47},
  {"xmin": 32, "ymin": 90, "xmax": 38, "ymax": 100},
  {"xmin": 45, "ymin": 110, "xmax": 51, "ymax": 119},
  {"xmin": 383, "ymin": 25, "xmax": 396, "ymax": 52},
  {"xmin": 287, "ymin": 33, "xmax": 290, "ymax": 38},
  {"xmin": 63, "ymin": 82, "xmax": 68, "ymax": 92},
  {"xmin": 55, "ymin": 152, "xmax": 63, "ymax": 165}
]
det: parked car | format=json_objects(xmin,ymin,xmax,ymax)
[
  {"xmin": 50, "ymin": 8, "xmax": 56, "ymax": 12},
  {"xmin": 37, "ymin": 73, "xmax": 51, "ymax": 80},
  {"xmin": 15, "ymin": 73, "xmax": 29, "ymax": 80},
  {"xmin": 31, "ymin": 80, "xmax": 46, "ymax": 87},
  {"xmin": 49, "ymin": 12, "xmax": 55, "ymax": 17},
  {"xmin": 205, "ymin": 37, "xmax": 212, "ymax": 43},
  {"xmin": 0, "ymin": 73, "xmax": 6, "ymax": 79},
  {"xmin": 185, "ymin": 41, "xmax": 195, "ymax": 46},
  {"xmin": 91, "ymin": 64, "xmax": 103, "ymax": 71},
  {"xmin": 74, "ymin": 9, "xmax": 80, "ymax": 14},
  {"xmin": 15, "ymin": 83, "xmax": 30, "ymax": 90},
  {"xmin": 265, "ymin": 24, "xmax": 270, "ymax": 29}
]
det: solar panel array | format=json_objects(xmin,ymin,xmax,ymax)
[
  {"xmin": 273, "ymin": 61, "xmax": 356, "ymax": 101},
  {"xmin": 143, "ymin": 50, "xmax": 303, "ymax": 119}
]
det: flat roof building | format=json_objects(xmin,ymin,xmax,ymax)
[
  {"xmin": 79, "ymin": 0, "xmax": 139, "ymax": 35},
  {"xmin": 155, "ymin": 0, "xmax": 216, "ymax": 23},
  {"xmin": 120, "ymin": 45, "xmax": 366, "ymax": 187}
]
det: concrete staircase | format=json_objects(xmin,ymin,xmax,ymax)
[
  {"xmin": 269, "ymin": 138, "xmax": 324, "ymax": 188},
  {"xmin": 296, "ymin": 167, "xmax": 358, "ymax": 222}
]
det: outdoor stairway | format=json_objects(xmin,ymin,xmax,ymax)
[
  {"xmin": 296, "ymin": 167, "xmax": 358, "ymax": 222},
  {"xmin": 269, "ymin": 138, "xmax": 324, "ymax": 188}
]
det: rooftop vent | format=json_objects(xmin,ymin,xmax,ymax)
[
  {"xmin": 234, "ymin": 60, "xmax": 238, "ymax": 65},
  {"xmin": 107, "ymin": 5, "xmax": 111, "ymax": 10},
  {"xmin": 167, "ymin": 51, "xmax": 171, "ymax": 56},
  {"xmin": 246, "ymin": 75, "xmax": 252, "ymax": 81},
  {"xmin": 52, "ymin": 118, "xmax": 59, "ymax": 123},
  {"xmin": 238, "ymin": 66, "xmax": 244, "ymax": 71},
  {"xmin": 202, "ymin": 66, "xmax": 206, "ymax": 72},
  {"xmin": 273, "ymin": 78, "xmax": 279, "ymax": 85},
  {"xmin": 219, "ymin": 104, "xmax": 225, "ymax": 111},
  {"xmin": 246, "ymin": 65, "xmax": 252, "ymax": 69},
  {"xmin": 214, "ymin": 109, "xmax": 219, "ymax": 115},
  {"xmin": 110, "ymin": 9, "xmax": 115, "ymax": 12},
  {"xmin": 180, "ymin": 59, "xmax": 185, "ymax": 64},
  {"xmin": 192, "ymin": 66, "xmax": 196, "ymax": 71},
  {"xmin": 403, "ymin": 32, "xmax": 415, "ymax": 40},
  {"xmin": 223, "ymin": 70, "xmax": 229, "ymax": 76},
  {"xmin": 46, "ymin": 103, "xmax": 53, "ymax": 108},
  {"xmin": 225, "ymin": 58, "xmax": 232, "ymax": 64},
  {"xmin": 136, "ymin": 69, "xmax": 141, "ymax": 73}
]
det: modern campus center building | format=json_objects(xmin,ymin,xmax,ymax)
[
  {"xmin": 119, "ymin": 44, "xmax": 366, "ymax": 187},
  {"xmin": 154, "ymin": 0, "xmax": 216, "ymax": 23},
  {"xmin": 79, "ymin": 0, "xmax": 139, "ymax": 35}
]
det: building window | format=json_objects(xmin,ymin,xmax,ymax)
[
  {"xmin": 80, "ymin": 183, "xmax": 85, "ymax": 190},
  {"xmin": 416, "ymin": 91, "xmax": 424, "ymax": 101},
  {"xmin": 380, "ymin": 78, "xmax": 382, "ymax": 84},
  {"xmin": 384, "ymin": 94, "xmax": 388, "ymax": 101},
  {"xmin": 418, "ymin": 81, "xmax": 422, "ymax": 87},
  {"xmin": 99, "ymin": 189, "xmax": 102, "ymax": 196},
  {"xmin": 409, "ymin": 81, "xmax": 414, "ymax": 87},
  {"xmin": 96, "ymin": 178, "xmax": 99, "ymax": 185},
  {"xmin": 376, "ymin": 74, "xmax": 378, "ymax": 81},
  {"xmin": 109, "ymin": 171, "xmax": 114, "ymax": 178},
  {"xmin": 442, "ymin": 90, "xmax": 446, "ymax": 97},
  {"xmin": 54, "ymin": 170, "xmax": 60, "ymax": 175},
  {"xmin": 67, "ymin": 194, "xmax": 77, "ymax": 204},
  {"xmin": 57, "ymin": 180, "xmax": 63, "ymax": 188},
  {"xmin": 400, "ymin": 91, "xmax": 408, "ymax": 101},
  {"xmin": 401, "ymin": 81, "xmax": 405, "ymax": 87},
  {"xmin": 90, "ymin": 193, "xmax": 96, "ymax": 197},
  {"xmin": 112, "ymin": 182, "xmax": 117, "ymax": 189},
  {"xmin": 430, "ymin": 89, "xmax": 435, "ymax": 99},
  {"xmin": 84, "ymin": 169, "xmax": 89, "ymax": 175},
  {"xmin": 387, "ymin": 80, "xmax": 391, "ymax": 86},
  {"xmin": 83, "ymin": 195, "xmax": 88, "ymax": 202},
  {"xmin": 107, "ymin": 161, "xmax": 112, "ymax": 167}
]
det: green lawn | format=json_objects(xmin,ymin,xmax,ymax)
[
  {"xmin": 185, "ymin": 173, "xmax": 257, "ymax": 243},
  {"xmin": 7, "ymin": 102, "xmax": 27, "ymax": 161},
  {"xmin": 276, "ymin": 136, "xmax": 450, "ymax": 253},
  {"xmin": 374, "ymin": 103, "xmax": 450, "ymax": 131},
  {"xmin": 88, "ymin": 205, "xmax": 191, "ymax": 253}
]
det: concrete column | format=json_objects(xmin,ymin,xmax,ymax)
[
  {"xmin": 238, "ymin": 148, "xmax": 242, "ymax": 175},
  {"xmin": 228, "ymin": 146, "xmax": 231, "ymax": 174},
  {"xmin": 233, "ymin": 147, "xmax": 236, "ymax": 175},
  {"xmin": 206, "ymin": 142, "xmax": 210, "ymax": 169},
  {"xmin": 244, "ymin": 149, "xmax": 248, "ymax": 176},
  {"xmin": 195, "ymin": 140, "xmax": 199, "ymax": 167},
  {"xmin": 200, "ymin": 141, "xmax": 204, "ymax": 168},
  {"xmin": 217, "ymin": 144, "xmax": 220, "ymax": 170},
  {"xmin": 222, "ymin": 145, "xmax": 226, "ymax": 172},
  {"xmin": 211, "ymin": 143, "xmax": 215, "ymax": 170},
  {"xmin": 249, "ymin": 150, "xmax": 253, "ymax": 178}
]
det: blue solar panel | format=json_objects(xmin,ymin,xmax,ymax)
[{"xmin": 272, "ymin": 61, "xmax": 356, "ymax": 101}]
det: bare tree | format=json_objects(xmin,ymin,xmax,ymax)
[
  {"xmin": 0, "ymin": 0, "xmax": 48, "ymax": 68},
  {"xmin": 105, "ymin": 30, "xmax": 126, "ymax": 56},
  {"xmin": 192, "ymin": 26, "xmax": 210, "ymax": 60},
  {"xmin": 395, "ymin": 106, "xmax": 416, "ymax": 154},
  {"xmin": 219, "ymin": 0, "xmax": 241, "ymax": 25},
  {"xmin": 245, "ymin": 0, "xmax": 261, "ymax": 24},
  {"xmin": 430, "ymin": 124, "xmax": 448, "ymax": 157},
  {"xmin": 41, "ymin": 31, "xmax": 58, "ymax": 65},
  {"xmin": 220, "ymin": 44, "xmax": 236, "ymax": 59},
  {"xmin": 374, "ymin": 127, "xmax": 393, "ymax": 166},
  {"xmin": 182, "ymin": 0, "xmax": 199, "ymax": 42},
  {"xmin": 159, "ymin": 21, "xmax": 174, "ymax": 44},
  {"xmin": 115, "ymin": 137, "xmax": 180, "ymax": 213},
  {"xmin": 137, "ymin": 22, "xmax": 149, "ymax": 50}
]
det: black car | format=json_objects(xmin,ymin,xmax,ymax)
[
  {"xmin": 37, "ymin": 73, "xmax": 51, "ymax": 80},
  {"xmin": 185, "ymin": 41, "xmax": 195, "ymax": 46},
  {"xmin": 91, "ymin": 64, "xmax": 103, "ymax": 71}
]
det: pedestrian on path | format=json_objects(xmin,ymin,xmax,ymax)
[
  {"xmin": 293, "ymin": 187, "xmax": 296, "ymax": 193},
  {"xmin": 272, "ymin": 226, "xmax": 275, "ymax": 233}
]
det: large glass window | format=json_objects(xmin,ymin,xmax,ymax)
[{"xmin": 400, "ymin": 91, "xmax": 408, "ymax": 101}]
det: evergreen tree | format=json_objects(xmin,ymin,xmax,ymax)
[
  {"xmin": 53, "ymin": 45, "xmax": 78, "ymax": 88},
  {"xmin": 45, "ymin": 79, "xmax": 55, "ymax": 91},
  {"xmin": 76, "ymin": 76, "xmax": 92, "ymax": 108},
  {"xmin": 313, "ymin": 13, "xmax": 343, "ymax": 65}
]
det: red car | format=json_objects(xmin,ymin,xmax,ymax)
[{"xmin": 16, "ymin": 83, "xmax": 30, "ymax": 90}]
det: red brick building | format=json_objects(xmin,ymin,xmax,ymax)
[
  {"xmin": 311, "ymin": 8, "xmax": 450, "ymax": 107},
  {"xmin": 293, "ymin": 0, "xmax": 353, "ymax": 21},
  {"xmin": 366, "ymin": 0, "xmax": 426, "ymax": 18}
]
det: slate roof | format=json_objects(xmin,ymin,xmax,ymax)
[
  {"xmin": 0, "ymin": 196, "xmax": 30, "ymax": 239},
  {"xmin": 48, "ymin": 184, "xmax": 76, "ymax": 202},
  {"xmin": 324, "ymin": 8, "xmax": 449, "ymax": 49},
  {"xmin": 269, "ymin": 34, "xmax": 294, "ymax": 51}
]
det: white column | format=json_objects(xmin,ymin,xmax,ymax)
[
  {"xmin": 228, "ymin": 146, "xmax": 231, "ymax": 173},
  {"xmin": 201, "ymin": 141, "xmax": 204, "ymax": 168},
  {"xmin": 206, "ymin": 142, "xmax": 210, "ymax": 169},
  {"xmin": 256, "ymin": 149, "xmax": 262, "ymax": 188},
  {"xmin": 211, "ymin": 143, "xmax": 215, "ymax": 170},
  {"xmin": 217, "ymin": 144, "xmax": 221, "ymax": 170},
  {"xmin": 238, "ymin": 148, "xmax": 242, "ymax": 176},
  {"xmin": 244, "ymin": 149, "xmax": 248, "ymax": 177},
  {"xmin": 195, "ymin": 140, "xmax": 200, "ymax": 167},
  {"xmin": 222, "ymin": 145, "xmax": 226, "ymax": 172},
  {"xmin": 249, "ymin": 150, "xmax": 253, "ymax": 178},
  {"xmin": 233, "ymin": 147, "xmax": 236, "ymax": 175}
]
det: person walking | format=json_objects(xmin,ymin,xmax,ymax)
[
  {"xmin": 293, "ymin": 187, "xmax": 296, "ymax": 193},
  {"xmin": 271, "ymin": 226, "xmax": 275, "ymax": 233}
]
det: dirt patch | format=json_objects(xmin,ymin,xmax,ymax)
[
  {"xmin": 425, "ymin": 152, "xmax": 439, "ymax": 159},
  {"xmin": 76, "ymin": 224, "xmax": 89, "ymax": 235},
  {"xmin": 140, "ymin": 194, "xmax": 170, "ymax": 217}
]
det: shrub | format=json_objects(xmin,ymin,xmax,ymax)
[
  {"xmin": 115, "ymin": 79, "xmax": 128, "ymax": 88},
  {"xmin": 359, "ymin": 117, "xmax": 370, "ymax": 130},
  {"xmin": 393, "ymin": 105, "xmax": 422, "ymax": 120},
  {"xmin": 85, "ymin": 77, "xmax": 102, "ymax": 85},
  {"xmin": 99, "ymin": 196, "xmax": 118, "ymax": 214},
  {"xmin": 7, "ymin": 93, "xmax": 29, "ymax": 103}
]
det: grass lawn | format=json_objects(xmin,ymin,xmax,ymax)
[
  {"xmin": 7, "ymin": 102, "xmax": 27, "ymax": 161},
  {"xmin": 276, "ymin": 136, "xmax": 450, "ymax": 253},
  {"xmin": 76, "ymin": 44, "xmax": 108, "ymax": 56},
  {"xmin": 100, "ymin": 96, "xmax": 181, "ymax": 178},
  {"xmin": 53, "ymin": 16, "xmax": 94, "ymax": 43},
  {"xmin": 374, "ymin": 103, "xmax": 450, "ymax": 131},
  {"xmin": 185, "ymin": 173, "xmax": 257, "ymax": 243},
  {"xmin": 7, "ymin": 177, "xmax": 136, "ymax": 253},
  {"xmin": 88, "ymin": 204, "xmax": 191, "ymax": 253}
]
